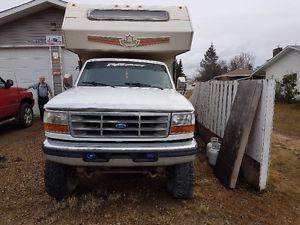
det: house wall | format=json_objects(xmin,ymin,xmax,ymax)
[
  {"xmin": 0, "ymin": 7, "xmax": 64, "ymax": 46},
  {"xmin": 0, "ymin": 6, "xmax": 79, "ymax": 115},
  {"xmin": 265, "ymin": 50, "xmax": 300, "ymax": 94}
]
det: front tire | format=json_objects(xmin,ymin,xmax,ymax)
[
  {"xmin": 17, "ymin": 103, "xmax": 33, "ymax": 128},
  {"xmin": 166, "ymin": 162, "xmax": 195, "ymax": 199},
  {"xmin": 44, "ymin": 161, "xmax": 78, "ymax": 200}
]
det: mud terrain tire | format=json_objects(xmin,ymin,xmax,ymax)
[
  {"xmin": 44, "ymin": 161, "xmax": 74, "ymax": 200},
  {"xmin": 167, "ymin": 162, "xmax": 195, "ymax": 199}
]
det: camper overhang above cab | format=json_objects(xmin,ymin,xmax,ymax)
[{"xmin": 62, "ymin": 3, "xmax": 193, "ymax": 61}]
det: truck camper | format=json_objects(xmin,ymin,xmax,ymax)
[
  {"xmin": 43, "ymin": 3, "xmax": 196, "ymax": 200},
  {"xmin": 62, "ymin": 3, "xmax": 193, "ymax": 79}
]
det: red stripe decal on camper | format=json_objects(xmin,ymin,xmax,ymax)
[
  {"xmin": 139, "ymin": 37, "xmax": 170, "ymax": 46},
  {"xmin": 88, "ymin": 35, "xmax": 170, "ymax": 47},
  {"xmin": 88, "ymin": 36, "xmax": 121, "ymax": 45}
]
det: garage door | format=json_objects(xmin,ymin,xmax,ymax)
[
  {"xmin": 0, "ymin": 48, "xmax": 79, "ymax": 115},
  {"xmin": 0, "ymin": 48, "xmax": 52, "ymax": 115}
]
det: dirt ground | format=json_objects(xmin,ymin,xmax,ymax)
[{"xmin": 0, "ymin": 104, "xmax": 299, "ymax": 225}]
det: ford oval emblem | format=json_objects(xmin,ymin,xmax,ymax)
[{"xmin": 115, "ymin": 123, "xmax": 127, "ymax": 129}]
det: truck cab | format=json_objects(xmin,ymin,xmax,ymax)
[{"xmin": 42, "ymin": 3, "xmax": 196, "ymax": 200}]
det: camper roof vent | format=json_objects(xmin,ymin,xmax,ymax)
[{"xmin": 87, "ymin": 9, "xmax": 169, "ymax": 21}]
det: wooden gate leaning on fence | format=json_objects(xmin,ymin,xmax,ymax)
[{"xmin": 190, "ymin": 79, "xmax": 275, "ymax": 191}]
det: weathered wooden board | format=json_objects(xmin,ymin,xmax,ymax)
[
  {"xmin": 214, "ymin": 80, "xmax": 263, "ymax": 188},
  {"xmin": 243, "ymin": 79, "xmax": 275, "ymax": 190}
]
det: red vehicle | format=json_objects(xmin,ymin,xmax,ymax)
[{"xmin": 0, "ymin": 76, "xmax": 34, "ymax": 128}]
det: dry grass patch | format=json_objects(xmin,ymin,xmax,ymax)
[
  {"xmin": 269, "ymin": 102, "xmax": 300, "ymax": 199},
  {"xmin": 273, "ymin": 102, "xmax": 300, "ymax": 137}
]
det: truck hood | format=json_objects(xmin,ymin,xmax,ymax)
[
  {"xmin": 12, "ymin": 87, "xmax": 26, "ymax": 91},
  {"xmin": 45, "ymin": 87, "xmax": 194, "ymax": 112}
]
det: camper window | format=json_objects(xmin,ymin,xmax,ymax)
[{"xmin": 87, "ymin": 9, "xmax": 169, "ymax": 21}]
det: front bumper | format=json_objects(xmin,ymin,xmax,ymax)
[{"xmin": 43, "ymin": 138, "xmax": 198, "ymax": 167}]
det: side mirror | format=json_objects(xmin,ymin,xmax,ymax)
[
  {"xmin": 63, "ymin": 74, "xmax": 73, "ymax": 90},
  {"xmin": 6, "ymin": 79, "xmax": 14, "ymax": 88},
  {"xmin": 176, "ymin": 76, "xmax": 187, "ymax": 94}
]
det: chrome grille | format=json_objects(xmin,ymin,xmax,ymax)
[{"xmin": 70, "ymin": 112, "xmax": 170, "ymax": 138}]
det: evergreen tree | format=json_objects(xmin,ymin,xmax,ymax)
[
  {"xmin": 281, "ymin": 73, "xmax": 299, "ymax": 103},
  {"xmin": 174, "ymin": 59, "xmax": 186, "ymax": 82},
  {"xmin": 198, "ymin": 43, "xmax": 222, "ymax": 81}
]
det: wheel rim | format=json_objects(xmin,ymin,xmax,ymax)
[{"xmin": 24, "ymin": 108, "xmax": 33, "ymax": 125}]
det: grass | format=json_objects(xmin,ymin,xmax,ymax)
[
  {"xmin": 269, "ymin": 101, "xmax": 300, "ymax": 198},
  {"xmin": 273, "ymin": 102, "xmax": 300, "ymax": 137}
]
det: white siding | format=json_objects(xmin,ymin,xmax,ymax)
[{"xmin": 265, "ymin": 50, "xmax": 300, "ymax": 94}]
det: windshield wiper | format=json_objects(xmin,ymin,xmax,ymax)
[
  {"xmin": 125, "ymin": 82, "xmax": 163, "ymax": 90},
  {"xmin": 81, "ymin": 81, "xmax": 115, "ymax": 87}
]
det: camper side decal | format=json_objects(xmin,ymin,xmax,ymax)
[{"xmin": 87, "ymin": 34, "xmax": 170, "ymax": 48}]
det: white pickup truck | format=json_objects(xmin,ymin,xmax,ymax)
[{"xmin": 42, "ymin": 3, "xmax": 197, "ymax": 200}]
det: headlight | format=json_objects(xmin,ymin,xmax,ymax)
[
  {"xmin": 170, "ymin": 113, "xmax": 195, "ymax": 134},
  {"xmin": 44, "ymin": 111, "xmax": 69, "ymax": 134}
]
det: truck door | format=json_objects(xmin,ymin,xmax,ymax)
[{"xmin": 0, "ymin": 78, "xmax": 18, "ymax": 119}]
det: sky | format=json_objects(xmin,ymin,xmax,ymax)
[{"xmin": 1, "ymin": 0, "xmax": 300, "ymax": 78}]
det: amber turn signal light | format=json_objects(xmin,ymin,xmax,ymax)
[
  {"xmin": 170, "ymin": 125, "xmax": 195, "ymax": 134},
  {"xmin": 44, "ymin": 123, "xmax": 69, "ymax": 134}
]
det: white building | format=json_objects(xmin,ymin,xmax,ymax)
[
  {"xmin": 0, "ymin": 0, "xmax": 79, "ymax": 114},
  {"xmin": 252, "ymin": 45, "xmax": 300, "ymax": 97}
]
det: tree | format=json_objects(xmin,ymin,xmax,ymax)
[
  {"xmin": 174, "ymin": 59, "xmax": 185, "ymax": 82},
  {"xmin": 197, "ymin": 43, "xmax": 222, "ymax": 81},
  {"xmin": 280, "ymin": 73, "xmax": 299, "ymax": 103},
  {"xmin": 219, "ymin": 59, "xmax": 228, "ymax": 74},
  {"xmin": 229, "ymin": 52, "xmax": 254, "ymax": 71}
]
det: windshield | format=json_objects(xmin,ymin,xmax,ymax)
[
  {"xmin": 77, "ymin": 61, "xmax": 173, "ymax": 89},
  {"xmin": 0, "ymin": 78, "xmax": 5, "ymax": 88}
]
